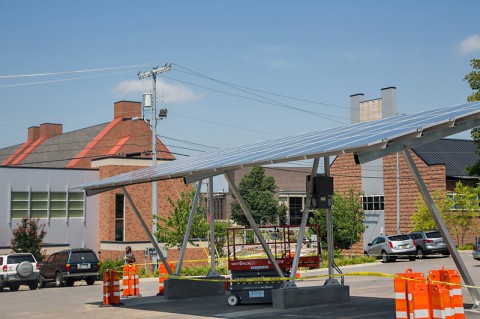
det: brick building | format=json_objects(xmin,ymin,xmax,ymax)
[
  {"xmin": 0, "ymin": 101, "xmax": 206, "ymax": 263},
  {"xmin": 331, "ymin": 88, "xmax": 480, "ymax": 252}
]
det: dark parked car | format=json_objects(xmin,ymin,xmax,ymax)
[
  {"xmin": 408, "ymin": 230, "xmax": 449, "ymax": 258},
  {"xmin": 39, "ymin": 248, "xmax": 99, "ymax": 288}
]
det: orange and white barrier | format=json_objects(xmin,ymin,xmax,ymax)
[
  {"xmin": 412, "ymin": 283, "xmax": 430, "ymax": 319},
  {"xmin": 395, "ymin": 267, "xmax": 464, "ymax": 319},
  {"xmin": 122, "ymin": 264, "xmax": 140, "ymax": 298},
  {"xmin": 428, "ymin": 267, "xmax": 464, "ymax": 319},
  {"xmin": 394, "ymin": 268, "xmax": 426, "ymax": 319},
  {"xmin": 428, "ymin": 283, "xmax": 453, "ymax": 319},
  {"xmin": 102, "ymin": 270, "xmax": 122, "ymax": 306},
  {"xmin": 157, "ymin": 262, "xmax": 174, "ymax": 296}
]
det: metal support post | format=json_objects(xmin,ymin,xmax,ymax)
[
  {"xmin": 324, "ymin": 156, "xmax": 339, "ymax": 285},
  {"xmin": 208, "ymin": 177, "xmax": 220, "ymax": 277},
  {"xmin": 138, "ymin": 64, "xmax": 171, "ymax": 271},
  {"xmin": 287, "ymin": 158, "xmax": 320, "ymax": 288},
  {"xmin": 176, "ymin": 181, "xmax": 202, "ymax": 275},
  {"xmin": 121, "ymin": 187, "xmax": 173, "ymax": 275},
  {"xmin": 225, "ymin": 173, "xmax": 285, "ymax": 277},
  {"xmin": 401, "ymin": 149, "xmax": 480, "ymax": 308}
]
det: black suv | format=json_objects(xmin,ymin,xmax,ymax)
[
  {"xmin": 408, "ymin": 230, "xmax": 450, "ymax": 258},
  {"xmin": 39, "ymin": 248, "xmax": 99, "ymax": 288}
]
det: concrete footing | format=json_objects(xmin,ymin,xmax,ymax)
[
  {"xmin": 272, "ymin": 285, "xmax": 350, "ymax": 309},
  {"xmin": 164, "ymin": 277, "xmax": 226, "ymax": 300},
  {"xmin": 465, "ymin": 308, "xmax": 480, "ymax": 319}
]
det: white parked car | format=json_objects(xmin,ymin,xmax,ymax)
[{"xmin": 0, "ymin": 253, "xmax": 40, "ymax": 292}]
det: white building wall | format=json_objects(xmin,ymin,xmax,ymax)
[{"xmin": 0, "ymin": 167, "xmax": 99, "ymax": 252}]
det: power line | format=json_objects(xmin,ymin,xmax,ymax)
[
  {"xmin": 0, "ymin": 62, "xmax": 168, "ymax": 79},
  {"xmin": 159, "ymin": 74, "xmax": 350, "ymax": 125},
  {"xmin": 169, "ymin": 112, "xmax": 283, "ymax": 137},
  {"xmin": 0, "ymin": 70, "xmax": 137, "ymax": 88},
  {"xmin": 173, "ymin": 63, "xmax": 349, "ymax": 110}
]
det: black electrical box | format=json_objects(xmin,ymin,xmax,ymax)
[{"xmin": 307, "ymin": 175, "xmax": 334, "ymax": 209}]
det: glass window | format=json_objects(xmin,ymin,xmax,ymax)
[
  {"xmin": 389, "ymin": 235, "xmax": 410, "ymax": 241},
  {"xmin": 7, "ymin": 254, "xmax": 35, "ymax": 263},
  {"xmin": 11, "ymin": 192, "xmax": 29, "ymax": 218},
  {"xmin": 50, "ymin": 192, "xmax": 66, "ymax": 218},
  {"xmin": 426, "ymin": 231, "xmax": 441, "ymax": 239},
  {"xmin": 115, "ymin": 194, "xmax": 125, "ymax": 241},
  {"xmin": 68, "ymin": 192, "xmax": 84, "ymax": 218},
  {"xmin": 361, "ymin": 195, "xmax": 384, "ymax": 211},
  {"xmin": 31, "ymin": 192, "xmax": 48, "ymax": 218},
  {"xmin": 70, "ymin": 251, "xmax": 98, "ymax": 263},
  {"xmin": 289, "ymin": 196, "xmax": 303, "ymax": 226}
]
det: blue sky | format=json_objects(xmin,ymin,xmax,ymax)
[{"xmin": 1, "ymin": 0, "xmax": 479, "ymax": 158}]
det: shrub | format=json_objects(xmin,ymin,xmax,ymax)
[
  {"xmin": 10, "ymin": 218, "xmax": 46, "ymax": 262},
  {"xmin": 98, "ymin": 259, "xmax": 124, "ymax": 279}
]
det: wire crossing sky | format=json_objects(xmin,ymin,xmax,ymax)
[{"xmin": 0, "ymin": 1, "xmax": 479, "ymax": 153}]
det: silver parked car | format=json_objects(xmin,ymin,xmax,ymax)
[
  {"xmin": 408, "ymin": 230, "xmax": 449, "ymax": 258},
  {"xmin": 473, "ymin": 236, "xmax": 480, "ymax": 261},
  {"xmin": 365, "ymin": 235, "xmax": 416, "ymax": 263}
]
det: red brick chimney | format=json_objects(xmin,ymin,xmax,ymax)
[
  {"xmin": 28, "ymin": 126, "xmax": 40, "ymax": 140},
  {"xmin": 39, "ymin": 123, "xmax": 62, "ymax": 138},
  {"xmin": 114, "ymin": 101, "xmax": 142, "ymax": 119}
]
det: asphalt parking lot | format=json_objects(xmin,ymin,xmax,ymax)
[{"xmin": 1, "ymin": 252, "xmax": 480, "ymax": 319}]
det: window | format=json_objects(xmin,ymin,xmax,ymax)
[
  {"xmin": 10, "ymin": 192, "xmax": 29, "ymax": 218},
  {"xmin": 7, "ymin": 254, "xmax": 35, "ymax": 263},
  {"xmin": 50, "ymin": 192, "xmax": 66, "ymax": 218},
  {"xmin": 289, "ymin": 196, "xmax": 303, "ymax": 226},
  {"xmin": 361, "ymin": 195, "xmax": 384, "ymax": 211},
  {"xmin": 68, "ymin": 192, "xmax": 84, "ymax": 218},
  {"xmin": 448, "ymin": 193, "xmax": 480, "ymax": 211},
  {"xmin": 10, "ymin": 190, "xmax": 84, "ymax": 219},
  {"xmin": 115, "ymin": 194, "xmax": 125, "ymax": 241},
  {"xmin": 30, "ymin": 192, "xmax": 48, "ymax": 218}
]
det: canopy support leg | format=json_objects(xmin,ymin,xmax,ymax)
[
  {"xmin": 176, "ymin": 180, "xmax": 202, "ymax": 275},
  {"xmin": 402, "ymin": 149, "xmax": 480, "ymax": 308},
  {"xmin": 287, "ymin": 158, "xmax": 320, "ymax": 288},
  {"xmin": 208, "ymin": 177, "xmax": 220, "ymax": 276},
  {"xmin": 225, "ymin": 172, "xmax": 285, "ymax": 278},
  {"xmin": 121, "ymin": 186, "xmax": 173, "ymax": 275},
  {"xmin": 324, "ymin": 156, "xmax": 339, "ymax": 285}
]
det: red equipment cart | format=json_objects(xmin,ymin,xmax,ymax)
[{"xmin": 226, "ymin": 225, "xmax": 321, "ymax": 305}]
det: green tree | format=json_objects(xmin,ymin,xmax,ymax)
[
  {"xmin": 309, "ymin": 186, "xmax": 365, "ymax": 251},
  {"xmin": 410, "ymin": 190, "xmax": 452, "ymax": 231},
  {"xmin": 464, "ymin": 59, "xmax": 480, "ymax": 176},
  {"xmin": 155, "ymin": 189, "xmax": 209, "ymax": 249},
  {"xmin": 464, "ymin": 58, "xmax": 480, "ymax": 102},
  {"xmin": 230, "ymin": 167, "xmax": 284, "ymax": 226},
  {"xmin": 10, "ymin": 218, "xmax": 47, "ymax": 262},
  {"xmin": 444, "ymin": 182, "xmax": 480, "ymax": 246},
  {"xmin": 213, "ymin": 221, "xmax": 231, "ymax": 258}
]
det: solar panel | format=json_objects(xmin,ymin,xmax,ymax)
[{"xmin": 76, "ymin": 102, "xmax": 480, "ymax": 195}]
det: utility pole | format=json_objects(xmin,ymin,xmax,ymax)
[{"xmin": 138, "ymin": 63, "xmax": 171, "ymax": 268}]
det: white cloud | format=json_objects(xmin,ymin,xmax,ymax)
[
  {"xmin": 113, "ymin": 79, "xmax": 203, "ymax": 103},
  {"xmin": 458, "ymin": 35, "xmax": 480, "ymax": 55}
]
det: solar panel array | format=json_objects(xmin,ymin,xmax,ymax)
[{"xmin": 78, "ymin": 102, "xmax": 480, "ymax": 195}]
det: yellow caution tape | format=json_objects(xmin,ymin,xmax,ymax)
[{"xmin": 150, "ymin": 271, "xmax": 480, "ymax": 290}]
